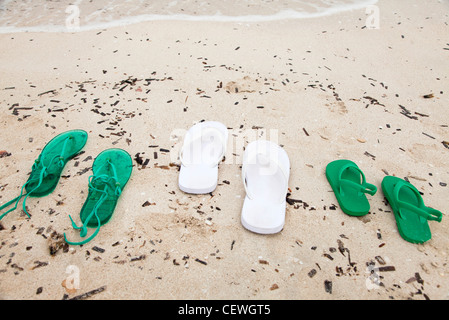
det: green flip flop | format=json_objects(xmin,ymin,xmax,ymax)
[
  {"xmin": 326, "ymin": 159, "xmax": 377, "ymax": 216},
  {"xmin": 0, "ymin": 130, "xmax": 88, "ymax": 220},
  {"xmin": 64, "ymin": 148, "xmax": 133, "ymax": 245},
  {"xmin": 381, "ymin": 176, "xmax": 442, "ymax": 243}
]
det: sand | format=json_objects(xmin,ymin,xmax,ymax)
[{"xmin": 0, "ymin": 0, "xmax": 448, "ymax": 300}]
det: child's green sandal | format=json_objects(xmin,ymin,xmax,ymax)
[
  {"xmin": 326, "ymin": 159, "xmax": 377, "ymax": 216},
  {"xmin": 381, "ymin": 176, "xmax": 442, "ymax": 243}
]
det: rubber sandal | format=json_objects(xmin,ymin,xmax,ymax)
[
  {"xmin": 241, "ymin": 140, "xmax": 290, "ymax": 234},
  {"xmin": 381, "ymin": 176, "xmax": 442, "ymax": 243},
  {"xmin": 0, "ymin": 129, "xmax": 88, "ymax": 220},
  {"xmin": 325, "ymin": 159, "xmax": 377, "ymax": 216},
  {"xmin": 178, "ymin": 121, "xmax": 228, "ymax": 194},
  {"xmin": 64, "ymin": 148, "xmax": 133, "ymax": 245}
]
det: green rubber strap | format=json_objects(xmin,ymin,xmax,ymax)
[
  {"xmin": 64, "ymin": 213, "xmax": 101, "ymax": 246},
  {"xmin": 393, "ymin": 181, "xmax": 443, "ymax": 222},
  {"xmin": 338, "ymin": 163, "xmax": 377, "ymax": 196}
]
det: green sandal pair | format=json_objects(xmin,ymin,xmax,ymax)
[
  {"xmin": 326, "ymin": 159, "xmax": 443, "ymax": 244},
  {"xmin": 0, "ymin": 130, "xmax": 133, "ymax": 245}
]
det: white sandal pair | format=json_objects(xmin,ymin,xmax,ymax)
[{"xmin": 178, "ymin": 121, "xmax": 290, "ymax": 234}]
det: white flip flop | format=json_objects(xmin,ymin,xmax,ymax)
[
  {"xmin": 241, "ymin": 140, "xmax": 290, "ymax": 234},
  {"xmin": 178, "ymin": 121, "xmax": 228, "ymax": 194}
]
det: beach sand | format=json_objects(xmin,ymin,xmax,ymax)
[{"xmin": 0, "ymin": 0, "xmax": 448, "ymax": 300}]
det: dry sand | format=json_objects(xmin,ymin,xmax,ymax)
[{"xmin": 0, "ymin": 0, "xmax": 448, "ymax": 300}]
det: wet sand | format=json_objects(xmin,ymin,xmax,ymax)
[{"xmin": 0, "ymin": 0, "xmax": 448, "ymax": 300}]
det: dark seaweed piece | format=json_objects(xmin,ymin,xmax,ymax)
[
  {"xmin": 31, "ymin": 261, "xmax": 48, "ymax": 270},
  {"xmin": 134, "ymin": 153, "xmax": 144, "ymax": 165},
  {"xmin": 337, "ymin": 239, "xmax": 345, "ymax": 256},
  {"xmin": 38, "ymin": 89, "xmax": 56, "ymax": 96},
  {"xmin": 130, "ymin": 255, "xmax": 146, "ymax": 262},
  {"xmin": 363, "ymin": 96, "xmax": 385, "ymax": 107},
  {"xmin": 399, "ymin": 105, "xmax": 418, "ymax": 120},
  {"xmin": 48, "ymin": 231, "xmax": 69, "ymax": 256},
  {"xmin": 364, "ymin": 151, "xmax": 376, "ymax": 160},
  {"xmin": 0, "ymin": 150, "xmax": 11, "ymax": 158},
  {"xmin": 422, "ymin": 132, "xmax": 435, "ymax": 140},
  {"xmin": 308, "ymin": 269, "xmax": 317, "ymax": 278},
  {"xmin": 377, "ymin": 229, "xmax": 382, "ymax": 239},
  {"xmin": 142, "ymin": 201, "xmax": 155, "ymax": 207},
  {"xmin": 323, "ymin": 253, "xmax": 333, "ymax": 261},
  {"xmin": 195, "ymin": 258, "xmax": 207, "ymax": 265},
  {"xmin": 92, "ymin": 246, "xmax": 105, "ymax": 253},
  {"xmin": 415, "ymin": 112, "xmax": 429, "ymax": 118},
  {"xmin": 76, "ymin": 167, "xmax": 90, "ymax": 176},
  {"xmin": 68, "ymin": 286, "xmax": 106, "ymax": 300},
  {"xmin": 378, "ymin": 266, "xmax": 396, "ymax": 272},
  {"xmin": 324, "ymin": 280, "xmax": 332, "ymax": 294},
  {"xmin": 375, "ymin": 256, "xmax": 386, "ymax": 265},
  {"xmin": 415, "ymin": 272, "xmax": 424, "ymax": 285},
  {"xmin": 286, "ymin": 194, "xmax": 302, "ymax": 206},
  {"xmin": 12, "ymin": 106, "xmax": 33, "ymax": 116}
]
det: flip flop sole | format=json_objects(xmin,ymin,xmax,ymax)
[
  {"xmin": 178, "ymin": 121, "xmax": 228, "ymax": 194},
  {"xmin": 326, "ymin": 159, "xmax": 370, "ymax": 216},
  {"xmin": 381, "ymin": 176, "xmax": 431, "ymax": 243},
  {"xmin": 241, "ymin": 140, "xmax": 290, "ymax": 234}
]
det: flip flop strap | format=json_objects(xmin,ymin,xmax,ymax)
[
  {"xmin": 65, "ymin": 212, "xmax": 101, "ymax": 246},
  {"xmin": 179, "ymin": 126, "xmax": 226, "ymax": 168},
  {"xmin": 242, "ymin": 150, "xmax": 289, "ymax": 203},
  {"xmin": 64, "ymin": 185, "xmax": 107, "ymax": 245},
  {"xmin": 76, "ymin": 161, "xmax": 121, "ymax": 229},
  {"xmin": 33, "ymin": 135, "xmax": 72, "ymax": 170},
  {"xmin": 0, "ymin": 165, "xmax": 47, "ymax": 219},
  {"xmin": 338, "ymin": 163, "xmax": 377, "ymax": 197},
  {"xmin": 21, "ymin": 166, "xmax": 48, "ymax": 217},
  {"xmin": 393, "ymin": 181, "xmax": 442, "ymax": 222}
]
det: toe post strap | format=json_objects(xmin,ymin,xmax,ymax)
[
  {"xmin": 393, "ymin": 181, "xmax": 443, "ymax": 222},
  {"xmin": 337, "ymin": 163, "xmax": 377, "ymax": 197}
]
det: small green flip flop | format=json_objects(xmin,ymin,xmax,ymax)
[
  {"xmin": 326, "ymin": 159, "xmax": 377, "ymax": 216},
  {"xmin": 64, "ymin": 148, "xmax": 133, "ymax": 245},
  {"xmin": 381, "ymin": 176, "xmax": 442, "ymax": 243},
  {"xmin": 0, "ymin": 130, "xmax": 88, "ymax": 220}
]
